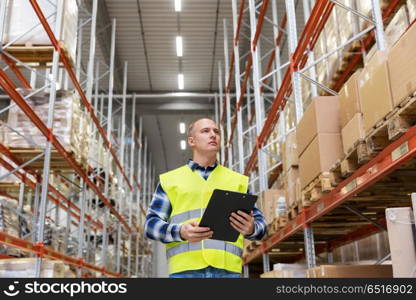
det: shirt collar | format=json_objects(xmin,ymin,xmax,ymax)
[{"xmin": 187, "ymin": 159, "xmax": 218, "ymax": 171}]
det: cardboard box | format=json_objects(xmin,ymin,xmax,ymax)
[
  {"xmin": 358, "ymin": 51, "xmax": 394, "ymax": 132},
  {"xmin": 339, "ymin": 70, "xmax": 362, "ymax": 128},
  {"xmin": 388, "ymin": 22, "xmax": 416, "ymax": 107},
  {"xmin": 284, "ymin": 167, "xmax": 300, "ymax": 208},
  {"xmin": 386, "ymin": 207, "xmax": 416, "ymax": 277},
  {"xmin": 257, "ymin": 189, "xmax": 285, "ymax": 225},
  {"xmin": 296, "ymin": 96, "xmax": 340, "ymax": 157},
  {"xmin": 261, "ymin": 269, "xmax": 306, "ymax": 278},
  {"xmin": 306, "ymin": 265, "xmax": 393, "ymax": 278},
  {"xmin": 299, "ymin": 133, "xmax": 343, "ymax": 189},
  {"xmin": 385, "ymin": 5, "xmax": 409, "ymax": 49},
  {"xmin": 341, "ymin": 113, "xmax": 365, "ymax": 155},
  {"xmin": 282, "ymin": 129, "xmax": 298, "ymax": 171}
]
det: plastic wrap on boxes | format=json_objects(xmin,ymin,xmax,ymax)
[
  {"xmin": 335, "ymin": 0, "xmax": 355, "ymax": 44},
  {"xmin": 95, "ymin": 245, "xmax": 116, "ymax": 272},
  {"xmin": 409, "ymin": 0, "xmax": 416, "ymax": 23},
  {"xmin": 356, "ymin": 0, "xmax": 373, "ymax": 30},
  {"xmin": 324, "ymin": 12, "xmax": 341, "ymax": 82},
  {"xmin": 88, "ymin": 136, "xmax": 102, "ymax": 168},
  {"xmin": 0, "ymin": 258, "xmax": 68, "ymax": 278},
  {"xmin": 0, "ymin": 198, "xmax": 20, "ymax": 257},
  {"xmin": 3, "ymin": 0, "xmax": 78, "ymax": 64},
  {"xmin": 0, "ymin": 156, "xmax": 19, "ymax": 183},
  {"xmin": 384, "ymin": 5, "xmax": 409, "ymax": 49},
  {"xmin": 4, "ymin": 90, "xmax": 88, "ymax": 168}
]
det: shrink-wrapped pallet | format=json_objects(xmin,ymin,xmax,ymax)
[
  {"xmin": 0, "ymin": 156, "xmax": 20, "ymax": 183},
  {"xmin": 2, "ymin": 0, "xmax": 78, "ymax": 64},
  {"xmin": 4, "ymin": 90, "xmax": 89, "ymax": 168},
  {"xmin": 409, "ymin": 0, "xmax": 416, "ymax": 22},
  {"xmin": 0, "ymin": 198, "xmax": 20, "ymax": 257},
  {"xmin": 0, "ymin": 258, "xmax": 67, "ymax": 278},
  {"xmin": 384, "ymin": 5, "xmax": 409, "ymax": 49}
]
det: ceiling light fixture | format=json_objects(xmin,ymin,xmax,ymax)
[
  {"xmin": 175, "ymin": 0, "xmax": 181, "ymax": 12},
  {"xmin": 176, "ymin": 36, "xmax": 183, "ymax": 57},
  {"xmin": 178, "ymin": 73, "xmax": 184, "ymax": 90},
  {"xmin": 179, "ymin": 122, "xmax": 186, "ymax": 134},
  {"xmin": 180, "ymin": 140, "xmax": 186, "ymax": 150}
]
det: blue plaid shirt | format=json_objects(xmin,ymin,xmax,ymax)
[{"xmin": 145, "ymin": 160, "xmax": 267, "ymax": 243}]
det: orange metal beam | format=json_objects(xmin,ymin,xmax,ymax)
[
  {"xmin": 0, "ymin": 69, "xmax": 131, "ymax": 233},
  {"xmin": 0, "ymin": 231, "xmax": 121, "ymax": 277},
  {"xmin": 245, "ymin": 122, "xmax": 416, "ymax": 263},
  {"xmin": 1, "ymin": 54, "xmax": 32, "ymax": 89},
  {"xmin": 252, "ymin": 0, "xmax": 270, "ymax": 50}
]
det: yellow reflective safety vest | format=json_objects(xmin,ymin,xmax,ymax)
[{"xmin": 160, "ymin": 164, "xmax": 249, "ymax": 274}]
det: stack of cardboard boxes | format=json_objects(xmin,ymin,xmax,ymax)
[
  {"xmin": 296, "ymin": 97, "xmax": 343, "ymax": 190},
  {"xmin": 339, "ymin": 70, "xmax": 365, "ymax": 155},
  {"xmin": 306, "ymin": 265, "xmax": 393, "ymax": 278},
  {"xmin": 388, "ymin": 19, "xmax": 416, "ymax": 107}
]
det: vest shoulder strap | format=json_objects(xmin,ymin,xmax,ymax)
[{"xmin": 160, "ymin": 165, "xmax": 189, "ymax": 191}]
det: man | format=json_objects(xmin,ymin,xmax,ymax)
[{"xmin": 145, "ymin": 118, "xmax": 267, "ymax": 278}]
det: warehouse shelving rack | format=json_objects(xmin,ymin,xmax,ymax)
[
  {"xmin": 0, "ymin": 0, "xmax": 155, "ymax": 277},
  {"xmin": 217, "ymin": 0, "xmax": 409, "ymax": 277}
]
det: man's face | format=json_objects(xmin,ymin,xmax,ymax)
[{"xmin": 188, "ymin": 119, "xmax": 221, "ymax": 154}]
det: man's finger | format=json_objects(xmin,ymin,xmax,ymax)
[
  {"xmin": 236, "ymin": 210, "xmax": 252, "ymax": 221},
  {"xmin": 231, "ymin": 212, "xmax": 248, "ymax": 225},
  {"xmin": 230, "ymin": 216, "xmax": 247, "ymax": 229},
  {"xmin": 230, "ymin": 222, "xmax": 245, "ymax": 234},
  {"xmin": 191, "ymin": 226, "xmax": 211, "ymax": 233},
  {"xmin": 192, "ymin": 230, "xmax": 213, "ymax": 238},
  {"xmin": 230, "ymin": 217, "xmax": 246, "ymax": 231}
]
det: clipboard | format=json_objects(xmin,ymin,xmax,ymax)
[{"xmin": 199, "ymin": 189, "xmax": 258, "ymax": 242}]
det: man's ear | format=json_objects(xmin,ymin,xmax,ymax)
[{"xmin": 188, "ymin": 136, "xmax": 194, "ymax": 147}]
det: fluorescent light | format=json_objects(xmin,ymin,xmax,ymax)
[
  {"xmin": 180, "ymin": 140, "xmax": 186, "ymax": 150},
  {"xmin": 176, "ymin": 36, "xmax": 183, "ymax": 57},
  {"xmin": 175, "ymin": 0, "xmax": 181, "ymax": 12},
  {"xmin": 179, "ymin": 122, "xmax": 186, "ymax": 134},
  {"xmin": 178, "ymin": 73, "xmax": 184, "ymax": 90}
]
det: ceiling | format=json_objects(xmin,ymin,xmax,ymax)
[
  {"xmin": 90, "ymin": 0, "xmax": 234, "ymax": 176},
  {"xmin": 78, "ymin": 0, "xmax": 305, "ymax": 176}
]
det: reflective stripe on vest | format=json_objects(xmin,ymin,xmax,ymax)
[
  {"xmin": 170, "ymin": 208, "xmax": 206, "ymax": 224},
  {"xmin": 166, "ymin": 240, "xmax": 243, "ymax": 259}
]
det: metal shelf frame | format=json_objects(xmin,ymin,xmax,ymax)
[
  {"xmin": 217, "ymin": 0, "xmax": 405, "ymax": 275},
  {"xmin": 0, "ymin": 0, "xmax": 155, "ymax": 277}
]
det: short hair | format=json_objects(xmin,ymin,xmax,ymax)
[
  {"xmin": 187, "ymin": 122, "xmax": 195, "ymax": 137},
  {"xmin": 187, "ymin": 118, "xmax": 217, "ymax": 137}
]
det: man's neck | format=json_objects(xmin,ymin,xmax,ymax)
[{"xmin": 192, "ymin": 152, "xmax": 217, "ymax": 167}]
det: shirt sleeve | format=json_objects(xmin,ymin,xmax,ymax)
[
  {"xmin": 144, "ymin": 183, "xmax": 184, "ymax": 243},
  {"xmin": 244, "ymin": 189, "xmax": 267, "ymax": 241}
]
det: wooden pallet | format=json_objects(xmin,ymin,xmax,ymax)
[
  {"xmin": 387, "ymin": 94, "xmax": 416, "ymax": 140},
  {"xmin": 366, "ymin": 95, "xmax": 416, "ymax": 156},
  {"xmin": 8, "ymin": 147, "xmax": 87, "ymax": 172},
  {"xmin": 271, "ymin": 215, "xmax": 288, "ymax": 233},
  {"xmin": 4, "ymin": 42, "xmax": 74, "ymax": 66},
  {"xmin": 335, "ymin": 94, "xmax": 416, "ymax": 180},
  {"xmin": 301, "ymin": 172, "xmax": 335, "ymax": 207},
  {"xmin": 338, "ymin": 139, "xmax": 372, "ymax": 178},
  {"xmin": 287, "ymin": 204, "xmax": 300, "ymax": 220}
]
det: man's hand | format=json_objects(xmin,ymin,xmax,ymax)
[
  {"xmin": 180, "ymin": 221, "xmax": 213, "ymax": 242},
  {"xmin": 229, "ymin": 210, "xmax": 254, "ymax": 236}
]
